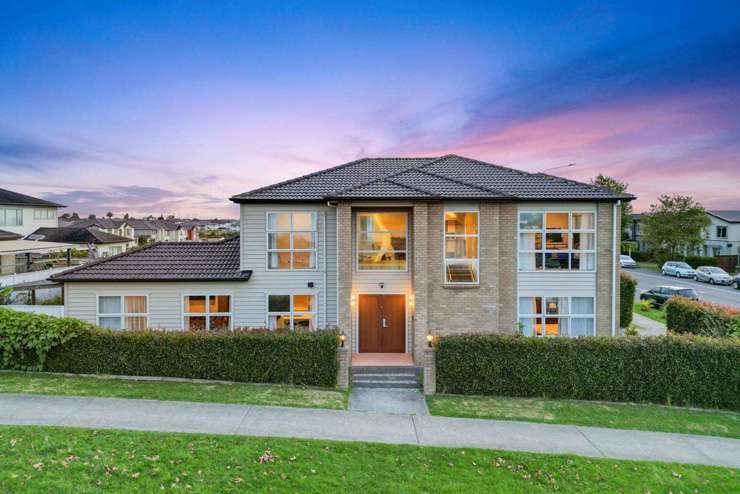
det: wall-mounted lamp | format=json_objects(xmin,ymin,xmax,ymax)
[
  {"xmin": 339, "ymin": 332, "xmax": 346, "ymax": 348},
  {"xmin": 408, "ymin": 294, "xmax": 415, "ymax": 307},
  {"xmin": 426, "ymin": 333, "xmax": 434, "ymax": 348},
  {"xmin": 379, "ymin": 282, "xmax": 384, "ymax": 289},
  {"xmin": 350, "ymin": 294, "xmax": 356, "ymax": 307}
]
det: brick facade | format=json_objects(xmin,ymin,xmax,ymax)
[{"xmin": 596, "ymin": 202, "xmax": 620, "ymax": 335}]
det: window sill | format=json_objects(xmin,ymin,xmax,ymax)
[{"xmin": 442, "ymin": 283, "xmax": 480, "ymax": 289}]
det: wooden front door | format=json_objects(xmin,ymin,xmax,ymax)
[{"xmin": 358, "ymin": 294, "xmax": 406, "ymax": 353}]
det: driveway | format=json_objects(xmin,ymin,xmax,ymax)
[
  {"xmin": 627, "ymin": 268, "xmax": 740, "ymax": 308},
  {"xmin": 2, "ymin": 394, "xmax": 739, "ymax": 468}
]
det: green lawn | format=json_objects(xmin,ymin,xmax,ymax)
[
  {"xmin": 0, "ymin": 372, "xmax": 347, "ymax": 410},
  {"xmin": 427, "ymin": 395, "xmax": 740, "ymax": 439},
  {"xmin": 0, "ymin": 426, "xmax": 736, "ymax": 493},
  {"xmin": 633, "ymin": 303, "xmax": 668, "ymax": 324}
]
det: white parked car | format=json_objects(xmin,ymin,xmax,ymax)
[
  {"xmin": 661, "ymin": 261, "xmax": 696, "ymax": 278},
  {"xmin": 694, "ymin": 266, "xmax": 734, "ymax": 285},
  {"xmin": 619, "ymin": 255, "xmax": 637, "ymax": 268}
]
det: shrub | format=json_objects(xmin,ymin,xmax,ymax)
[
  {"xmin": 684, "ymin": 255, "xmax": 718, "ymax": 269},
  {"xmin": 665, "ymin": 298, "xmax": 740, "ymax": 338},
  {"xmin": 0, "ymin": 309, "xmax": 339, "ymax": 387},
  {"xmin": 628, "ymin": 251, "xmax": 653, "ymax": 262},
  {"xmin": 0, "ymin": 307, "xmax": 92, "ymax": 371},
  {"xmin": 620, "ymin": 273, "xmax": 637, "ymax": 328},
  {"xmin": 435, "ymin": 334, "xmax": 740, "ymax": 410}
]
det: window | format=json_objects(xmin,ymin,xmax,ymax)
[
  {"xmin": 33, "ymin": 208, "xmax": 55, "ymax": 220},
  {"xmin": 717, "ymin": 226, "xmax": 728, "ymax": 239},
  {"xmin": 518, "ymin": 296, "xmax": 595, "ymax": 337},
  {"xmin": 267, "ymin": 294, "xmax": 316, "ymax": 331},
  {"xmin": 183, "ymin": 295, "xmax": 232, "ymax": 331},
  {"xmin": 357, "ymin": 212, "xmax": 407, "ymax": 270},
  {"xmin": 267, "ymin": 212, "xmax": 317, "ymax": 269},
  {"xmin": 444, "ymin": 211, "xmax": 479, "ymax": 283},
  {"xmin": 518, "ymin": 211, "xmax": 596, "ymax": 271},
  {"xmin": 0, "ymin": 208, "xmax": 23, "ymax": 227},
  {"xmin": 97, "ymin": 295, "xmax": 147, "ymax": 330}
]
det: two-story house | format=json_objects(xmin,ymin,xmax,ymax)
[
  {"xmin": 52, "ymin": 155, "xmax": 632, "ymax": 365},
  {"xmin": 702, "ymin": 211, "xmax": 740, "ymax": 257},
  {"xmin": 0, "ymin": 188, "xmax": 64, "ymax": 237}
]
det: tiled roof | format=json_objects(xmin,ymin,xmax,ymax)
[
  {"xmin": 0, "ymin": 229, "xmax": 22, "ymax": 241},
  {"xmin": 708, "ymin": 210, "xmax": 740, "ymax": 223},
  {"xmin": 230, "ymin": 155, "xmax": 634, "ymax": 202},
  {"xmin": 0, "ymin": 188, "xmax": 65, "ymax": 207},
  {"xmin": 69, "ymin": 218, "xmax": 125, "ymax": 230},
  {"xmin": 50, "ymin": 237, "xmax": 251, "ymax": 282},
  {"xmin": 29, "ymin": 227, "xmax": 133, "ymax": 245}
]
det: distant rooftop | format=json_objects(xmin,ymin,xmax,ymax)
[
  {"xmin": 231, "ymin": 154, "xmax": 635, "ymax": 203},
  {"xmin": 29, "ymin": 227, "xmax": 133, "ymax": 245}
]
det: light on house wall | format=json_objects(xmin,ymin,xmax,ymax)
[
  {"xmin": 350, "ymin": 294, "xmax": 356, "ymax": 307},
  {"xmin": 426, "ymin": 333, "xmax": 434, "ymax": 347}
]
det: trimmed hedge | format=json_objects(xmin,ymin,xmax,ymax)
[
  {"xmin": 0, "ymin": 308, "xmax": 339, "ymax": 387},
  {"xmin": 684, "ymin": 255, "xmax": 718, "ymax": 269},
  {"xmin": 666, "ymin": 298, "xmax": 740, "ymax": 338},
  {"xmin": 620, "ymin": 273, "xmax": 637, "ymax": 328},
  {"xmin": 436, "ymin": 334, "xmax": 740, "ymax": 410}
]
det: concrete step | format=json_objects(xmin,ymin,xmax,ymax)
[
  {"xmin": 351, "ymin": 366, "xmax": 420, "ymax": 376},
  {"xmin": 351, "ymin": 373, "xmax": 418, "ymax": 382},
  {"xmin": 351, "ymin": 366, "xmax": 421, "ymax": 389},
  {"xmin": 352, "ymin": 379, "xmax": 420, "ymax": 389}
]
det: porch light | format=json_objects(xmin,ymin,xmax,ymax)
[
  {"xmin": 339, "ymin": 332, "xmax": 346, "ymax": 348},
  {"xmin": 350, "ymin": 294, "xmax": 356, "ymax": 307},
  {"xmin": 426, "ymin": 333, "xmax": 434, "ymax": 348},
  {"xmin": 408, "ymin": 294, "xmax": 415, "ymax": 307}
]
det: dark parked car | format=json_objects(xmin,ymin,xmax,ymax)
[
  {"xmin": 639, "ymin": 285, "xmax": 699, "ymax": 307},
  {"xmin": 735, "ymin": 274, "xmax": 740, "ymax": 290}
]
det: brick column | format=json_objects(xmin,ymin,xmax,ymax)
[
  {"xmin": 337, "ymin": 202, "xmax": 354, "ymax": 359},
  {"xmin": 423, "ymin": 347, "xmax": 436, "ymax": 395},
  {"xmin": 412, "ymin": 202, "xmax": 429, "ymax": 363},
  {"xmin": 596, "ymin": 202, "xmax": 616, "ymax": 335},
  {"xmin": 336, "ymin": 346, "xmax": 349, "ymax": 389},
  {"xmin": 498, "ymin": 203, "xmax": 518, "ymax": 331}
]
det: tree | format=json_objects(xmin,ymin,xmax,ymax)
[
  {"xmin": 642, "ymin": 195, "xmax": 710, "ymax": 261},
  {"xmin": 106, "ymin": 211, "xmax": 114, "ymax": 218},
  {"xmin": 123, "ymin": 213, "xmax": 130, "ymax": 220},
  {"xmin": 70, "ymin": 212, "xmax": 80, "ymax": 220},
  {"xmin": 60, "ymin": 213, "xmax": 71, "ymax": 220},
  {"xmin": 88, "ymin": 213, "xmax": 96, "ymax": 219},
  {"xmin": 591, "ymin": 174, "xmax": 632, "ymax": 239}
]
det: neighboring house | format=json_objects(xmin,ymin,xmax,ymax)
[
  {"xmin": 177, "ymin": 221, "xmax": 201, "ymax": 241},
  {"xmin": 29, "ymin": 227, "xmax": 136, "ymax": 258},
  {"xmin": 0, "ymin": 188, "xmax": 64, "ymax": 237},
  {"xmin": 627, "ymin": 211, "xmax": 740, "ymax": 257},
  {"xmin": 52, "ymin": 155, "xmax": 632, "ymax": 365},
  {"xmin": 702, "ymin": 211, "xmax": 740, "ymax": 257},
  {"xmin": 69, "ymin": 218, "xmax": 135, "ymax": 241},
  {"xmin": 124, "ymin": 219, "xmax": 184, "ymax": 243}
]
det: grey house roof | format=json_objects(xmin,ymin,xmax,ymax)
[
  {"xmin": 50, "ymin": 237, "xmax": 251, "ymax": 282},
  {"xmin": 0, "ymin": 229, "xmax": 22, "ymax": 241},
  {"xmin": 708, "ymin": 210, "xmax": 740, "ymax": 223},
  {"xmin": 0, "ymin": 188, "xmax": 65, "ymax": 207},
  {"xmin": 69, "ymin": 218, "xmax": 126, "ymax": 230},
  {"xmin": 29, "ymin": 227, "xmax": 133, "ymax": 245},
  {"xmin": 231, "ymin": 155, "xmax": 634, "ymax": 203}
]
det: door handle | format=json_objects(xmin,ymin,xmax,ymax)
[{"xmin": 382, "ymin": 318, "xmax": 388, "ymax": 328}]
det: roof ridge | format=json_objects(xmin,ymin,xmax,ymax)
[
  {"xmin": 400, "ymin": 166, "xmax": 516, "ymax": 198},
  {"xmin": 383, "ymin": 177, "xmax": 439, "ymax": 197},
  {"xmin": 422, "ymin": 154, "xmax": 535, "ymax": 177},
  {"xmin": 230, "ymin": 157, "xmax": 372, "ymax": 201},
  {"xmin": 327, "ymin": 156, "xmax": 446, "ymax": 197}
]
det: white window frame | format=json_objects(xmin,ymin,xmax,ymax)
[
  {"xmin": 33, "ymin": 208, "xmax": 55, "ymax": 220},
  {"xmin": 182, "ymin": 294, "xmax": 233, "ymax": 331},
  {"xmin": 443, "ymin": 209, "xmax": 480, "ymax": 285},
  {"xmin": 0, "ymin": 208, "xmax": 23, "ymax": 227},
  {"xmin": 96, "ymin": 294, "xmax": 148, "ymax": 330},
  {"xmin": 518, "ymin": 210, "xmax": 597, "ymax": 272},
  {"xmin": 356, "ymin": 211, "xmax": 409, "ymax": 272},
  {"xmin": 265, "ymin": 293, "xmax": 317, "ymax": 331},
  {"xmin": 265, "ymin": 211, "xmax": 318, "ymax": 271},
  {"xmin": 517, "ymin": 295, "xmax": 595, "ymax": 337},
  {"xmin": 717, "ymin": 226, "xmax": 728, "ymax": 239}
]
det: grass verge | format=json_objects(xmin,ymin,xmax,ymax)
[
  {"xmin": 427, "ymin": 395, "xmax": 739, "ymax": 439},
  {"xmin": 633, "ymin": 303, "xmax": 667, "ymax": 324},
  {"xmin": 635, "ymin": 262, "xmax": 659, "ymax": 271},
  {"xmin": 0, "ymin": 426, "xmax": 736, "ymax": 493},
  {"xmin": 0, "ymin": 372, "xmax": 347, "ymax": 410}
]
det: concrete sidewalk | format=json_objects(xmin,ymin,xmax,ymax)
[{"xmin": 1, "ymin": 394, "xmax": 738, "ymax": 468}]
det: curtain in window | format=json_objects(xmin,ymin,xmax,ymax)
[
  {"xmin": 125, "ymin": 296, "xmax": 147, "ymax": 314},
  {"xmin": 570, "ymin": 318, "xmax": 594, "ymax": 336},
  {"xmin": 571, "ymin": 297, "xmax": 594, "ymax": 315},
  {"xmin": 98, "ymin": 296, "xmax": 121, "ymax": 314}
]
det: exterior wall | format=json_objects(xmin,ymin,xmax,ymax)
[
  {"xmin": 239, "ymin": 203, "xmax": 337, "ymax": 329},
  {"xmin": 94, "ymin": 241, "xmax": 135, "ymax": 258},
  {"xmin": 702, "ymin": 216, "xmax": 740, "ymax": 257},
  {"xmin": 64, "ymin": 281, "xmax": 252, "ymax": 329},
  {"xmin": 0, "ymin": 206, "xmax": 59, "ymax": 237},
  {"xmin": 596, "ymin": 202, "xmax": 619, "ymax": 335}
]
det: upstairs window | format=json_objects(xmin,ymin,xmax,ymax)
[
  {"xmin": 98, "ymin": 295, "xmax": 148, "ymax": 330},
  {"xmin": 267, "ymin": 294, "xmax": 316, "ymax": 331},
  {"xmin": 518, "ymin": 211, "xmax": 596, "ymax": 271},
  {"xmin": 184, "ymin": 295, "xmax": 232, "ymax": 331},
  {"xmin": 717, "ymin": 226, "xmax": 728, "ymax": 239},
  {"xmin": 267, "ymin": 212, "xmax": 317, "ymax": 270},
  {"xmin": 357, "ymin": 212, "xmax": 407, "ymax": 271},
  {"xmin": 33, "ymin": 208, "xmax": 56, "ymax": 220},
  {"xmin": 444, "ymin": 211, "xmax": 479, "ymax": 283},
  {"xmin": 0, "ymin": 208, "xmax": 23, "ymax": 227}
]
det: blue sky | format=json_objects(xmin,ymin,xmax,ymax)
[{"xmin": 2, "ymin": 1, "xmax": 739, "ymax": 217}]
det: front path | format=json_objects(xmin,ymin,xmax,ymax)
[{"xmin": 3, "ymin": 394, "xmax": 739, "ymax": 468}]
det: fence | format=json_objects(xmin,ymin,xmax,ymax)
[{"xmin": 716, "ymin": 255, "xmax": 740, "ymax": 274}]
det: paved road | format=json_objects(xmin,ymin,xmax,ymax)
[
  {"xmin": 2, "ymin": 394, "xmax": 739, "ymax": 468},
  {"xmin": 627, "ymin": 268, "xmax": 740, "ymax": 308}
]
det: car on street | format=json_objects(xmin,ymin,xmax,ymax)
[
  {"xmin": 620, "ymin": 254, "xmax": 637, "ymax": 268},
  {"xmin": 661, "ymin": 261, "xmax": 696, "ymax": 278},
  {"xmin": 694, "ymin": 266, "xmax": 734, "ymax": 285},
  {"xmin": 639, "ymin": 285, "xmax": 699, "ymax": 307},
  {"xmin": 735, "ymin": 273, "xmax": 740, "ymax": 290}
]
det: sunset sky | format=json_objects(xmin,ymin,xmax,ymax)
[{"xmin": 2, "ymin": 1, "xmax": 739, "ymax": 218}]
